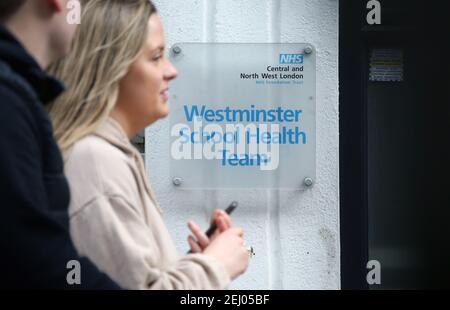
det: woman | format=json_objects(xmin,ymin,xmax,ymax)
[{"xmin": 48, "ymin": 0, "xmax": 249, "ymax": 289}]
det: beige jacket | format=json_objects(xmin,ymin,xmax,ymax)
[{"xmin": 64, "ymin": 118, "xmax": 230, "ymax": 290}]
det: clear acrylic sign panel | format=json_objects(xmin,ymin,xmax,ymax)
[{"xmin": 169, "ymin": 43, "xmax": 316, "ymax": 189}]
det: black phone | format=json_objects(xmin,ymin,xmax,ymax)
[
  {"xmin": 187, "ymin": 201, "xmax": 238, "ymax": 253},
  {"xmin": 204, "ymin": 201, "xmax": 238, "ymax": 237}
]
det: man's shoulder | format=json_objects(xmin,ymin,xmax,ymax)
[
  {"xmin": 0, "ymin": 61, "xmax": 46, "ymax": 136},
  {"xmin": 0, "ymin": 60, "xmax": 38, "ymax": 118},
  {"xmin": 0, "ymin": 61, "xmax": 36, "ymax": 103},
  {"xmin": 0, "ymin": 81, "xmax": 38, "ymax": 134}
]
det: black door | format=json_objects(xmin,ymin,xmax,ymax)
[{"xmin": 340, "ymin": 0, "xmax": 450, "ymax": 289}]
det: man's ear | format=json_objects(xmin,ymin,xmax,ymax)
[{"xmin": 47, "ymin": 0, "xmax": 64, "ymax": 13}]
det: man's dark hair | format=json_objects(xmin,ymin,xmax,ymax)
[{"xmin": 0, "ymin": 0, "xmax": 26, "ymax": 21}]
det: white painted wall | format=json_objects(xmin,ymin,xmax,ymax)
[{"xmin": 146, "ymin": 0, "xmax": 340, "ymax": 290}]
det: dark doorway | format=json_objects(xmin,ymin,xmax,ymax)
[{"xmin": 340, "ymin": 0, "xmax": 450, "ymax": 289}]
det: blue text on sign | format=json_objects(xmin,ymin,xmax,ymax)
[{"xmin": 279, "ymin": 54, "xmax": 304, "ymax": 64}]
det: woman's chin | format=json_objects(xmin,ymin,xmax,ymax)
[{"xmin": 157, "ymin": 107, "xmax": 170, "ymax": 120}]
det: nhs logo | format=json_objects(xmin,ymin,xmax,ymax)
[{"xmin": 279, "ymin": 54, "xmax": 304, "ymax": 64}]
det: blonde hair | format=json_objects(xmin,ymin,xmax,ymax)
[{"xmin": 48, "ymin": 0, "xmax": 156, "ymax": 152}]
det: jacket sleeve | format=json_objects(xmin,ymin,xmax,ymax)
[
  {"xmin": 0, "ymin": 87, "xmax": 121, "ymax": 289},
  {"xmin": 70, "ymin": 194, "xmax": 231, "ymax": 290}
]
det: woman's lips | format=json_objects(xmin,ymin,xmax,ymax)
[{"xmin": 161, "ymin": 89, "xmax": 169, "ymax": 102}]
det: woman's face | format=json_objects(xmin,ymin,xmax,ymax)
[{"xmin": 115, "ymin": 14, "xmax": 178, "ymax": 135}]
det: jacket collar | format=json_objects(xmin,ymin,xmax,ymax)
[
  {"xmin": 0, "ymin": 24, "xmax": 64, "ymax": 104},
  {"xmin": 94, "ymin": 117, "xmax": 132, "ymax": 154},
  {"xmin": 94, "ymin": 118, "xmax": 163, "ymax": 213}
]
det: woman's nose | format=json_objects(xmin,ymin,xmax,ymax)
[{"xmin": 165, "ymin": 60, "xmax": 178, "ymax": 81}]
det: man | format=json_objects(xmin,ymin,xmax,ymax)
[{"xmin": 0, "ymin": 0, "xmax": 120, "ymax": 289}]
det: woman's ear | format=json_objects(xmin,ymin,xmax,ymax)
[{"xmin": 47, "ymin": 0, "xmax": 64, "ymax": 13}]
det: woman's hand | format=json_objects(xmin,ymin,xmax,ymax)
[
  {"xmin": 187, "ymin": 209, "xmax": 232, "ymax": 253},
  {"xmin": 203, "ymin": 227, "xmax": 250, "ymax": 280}
]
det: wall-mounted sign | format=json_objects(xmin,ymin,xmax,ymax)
[{"xmin": 169, "ymin": 43, "xmax": 316, "ymax": 189}]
